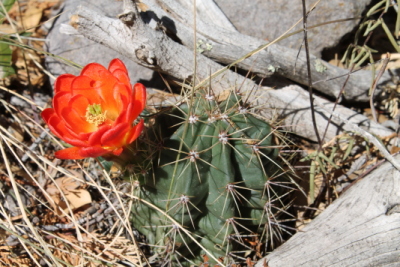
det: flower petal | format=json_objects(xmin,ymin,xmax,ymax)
[
  {"xmin": 71, "ymin": 76, "xmax": 102, "ymax": 104},
  {"xmin": 126, "ymin": 119, "xmax": 144, "ymax": 144},
  {"xmin": 41, "ymin": 108, "xmax": 55, "ymax": 124},
  {"xmin": 47, "ymin": 115, "xmax": 88, "ymax": 147},
  {"xmin": 133, "ymin": 83, "xmax": 147, "ymax": 111},
  {"xmin": 78, "ymin": 132, "xmax": 93, "ymax": 140},
  {"xmin": 44, "ymin": 111, "xmax": 85, "ymax": 147},
  {"xmin": 125, "ymin": 83, "xmax": 147, "ymax": 123},
  {"xmin": 81, "ymin": 62, "xmax": 108, "ymax": 81},
  {"xmin": 108, "ymin": 59, "xmax": 128, "ymax": 75},
  {"xmin": 95, "ymin": 73, "xmax": 120, "ymax": 117},
  {"xmin": 100, "ymin": 122, "xmax": 130, "ymax": 147},
  {"xmin": 53, "ymin": 91, "xmax": 72, "ymax": 117},
  {"xmin": 61, "ymin": 107, "xmax": 96, "ymax": 134},
  {"xmin": 55, "ymin": 147, "xmax": 85, "ymax": 160},
  {"xmin": 113, "ymin": 83, "xmax": 131, "ymax": 120},
  {"xmin": 112, "ymin": 147, "xmax": 124, "ymax": 156},
  {"xmin": 60, "ymin": 135, "xmax": 88, "ymax": 147},
  {"xmin": 112, "ymin": 69, "xmax": 130, "ymax": 88},
  {"xmin": 88, "ymin": 124, "xmax": 112, "ymax": 146},
  {"xmin": 42, "ymin": 109, "xmax": 67, "ymax": 140},
  {"xmin": 54, "ymin": 74, "xmax": 75, "ymax": 94},
  {"xmin": 74, "ymin": 70, "xmax": 120, "ymax": 116},
  {"xmin": 79, "ymin": 146, "xmax": 110, "ymax": 158},
  {"xmin": 69, "ymin": 94, "xmax": 90, "ymax": 117}
]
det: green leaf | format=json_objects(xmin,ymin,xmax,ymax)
[
  {"xmin": 0, "ymin": 41, "xmax": 15, "ymax": 78},
  {"xmin": 0, "ymin": 0, "xmax": 16, "ymax": 21},
  {"xmin": 97, "ymin": 157, "xmax": 113, "ymax": 173}
]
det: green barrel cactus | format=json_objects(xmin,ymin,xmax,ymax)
[{"xmin": 129, "ymin": 89, "xmax": 291, "ymax": 265}]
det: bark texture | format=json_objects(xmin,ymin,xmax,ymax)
[
  {"xmin": 144, "ymin": 0, "xmax": 391, "ymax": 102},
  {"xmin": 256, "ymin": 155, "xmax": 400, "ymax": 267},
  {"xmin": 72, "ymin": 3, "xmax": 395, "ymax": 143}
]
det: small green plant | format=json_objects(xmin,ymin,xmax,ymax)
[
  {"xmin": 340, "ymin": 0, "xmax": 400, "ymax": 98},
  {"xmin": 127, "ymin": 89, "xmax": 294, "ymax": 265},
  {"xmin": 0, "ymin": 0, "xmax": 17, "ymax": 78},
  {"xmin": 301, "ymin": 132, "xmax": 375, "ymax": 204}
]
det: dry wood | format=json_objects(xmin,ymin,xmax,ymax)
[
  {"xmin": 72, "ymin": 6, "xmax": 255, "ymax": 95},
  {"xmin": 261, "ymin": 85, "xmax": 395, "ymax": 142},
  {"xmin": 145, "ymin": 0, "xmax": 391, "ymax": 102},
  {"xmin": 71, "ymin": 3, "xmax": 395, "ymax": 143},
  {"xmin": 256, "ymin": 154, "xmax": 400, "ymax": 266}
]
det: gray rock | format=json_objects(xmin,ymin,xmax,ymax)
[
  {"xmin": 214, "ymin": 0, "xmax": 371, "ymax": 56},
  {"xmin": 45, "ymin": 0, "xmax": 164, "ymax": 88}
]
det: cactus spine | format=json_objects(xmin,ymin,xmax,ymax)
[{"xmin": 130, "ymin": 89, "xmax": 291, "ymax": 265}]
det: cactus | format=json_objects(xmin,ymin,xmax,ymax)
[{"xmin": 129, "ymin": 89, "xmax": 292, "ymax": 265}]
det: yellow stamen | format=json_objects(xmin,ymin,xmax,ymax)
[{"xmin": 85, "ymin": 104, "xmax": 107, "ymax": 127}]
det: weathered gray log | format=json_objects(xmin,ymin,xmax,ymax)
[
  {"xmin": 177, "ymin": 0, "xmax": 237, "ymax": 32},
  {"xmin": 45, "ymin": 0, "xmax": 168, "ymax": 93},
  {"xmin": 144, "ymin": 0, "xmax": 391, "ymax": 102},
  {"xmin": 256, "ymin": 154, "xmax": 400, "ymax": 267},
  {"xmin": 72, "ymin": 6, "xmax": 257, "ymax": 95},
  {"xmin": 261, "ymin": 85, "xmax": 395, "ymax": 141},
  {"xmin": 72, "ymin": 4, "xmax": 395, "ymax": 143},
  {"xmin": 214, "ymin": 0, "xmax": 371, "ymax": 57}
]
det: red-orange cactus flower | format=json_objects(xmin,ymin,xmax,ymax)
[{"xmin": 42, "ymin": 59, "xmax": 146, "ymax": 160}]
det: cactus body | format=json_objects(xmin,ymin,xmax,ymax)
[{"xmin": 131, "ymin": 91, "xmax": 289, "ymax": 265}]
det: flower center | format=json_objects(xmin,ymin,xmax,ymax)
[{"xmin": 85, "ymin": 103, "xmax": 107, "ymax": 127}]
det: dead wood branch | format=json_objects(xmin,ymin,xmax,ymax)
[
  {"xmin": 72, "ymin": 4, "xmax": 395, "ymax": 143},
  {"xmin": 261, "ymin": 85, "xmax": 395, "ymax": 142},
  {"xmin": 145, "ymin": 0, "xmax": 391, "ymax": 102},
  {"xmin": 72, "ymin": 6, "xmax": 256, "ymax": 96},
  {"xmin": 256, "ymin": 154, "xmax": 400, "ymax": 266}
]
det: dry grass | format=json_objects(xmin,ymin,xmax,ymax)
[{"xmin": 0, "ymin": 1, "xmax": 146, "ymax": 266}]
